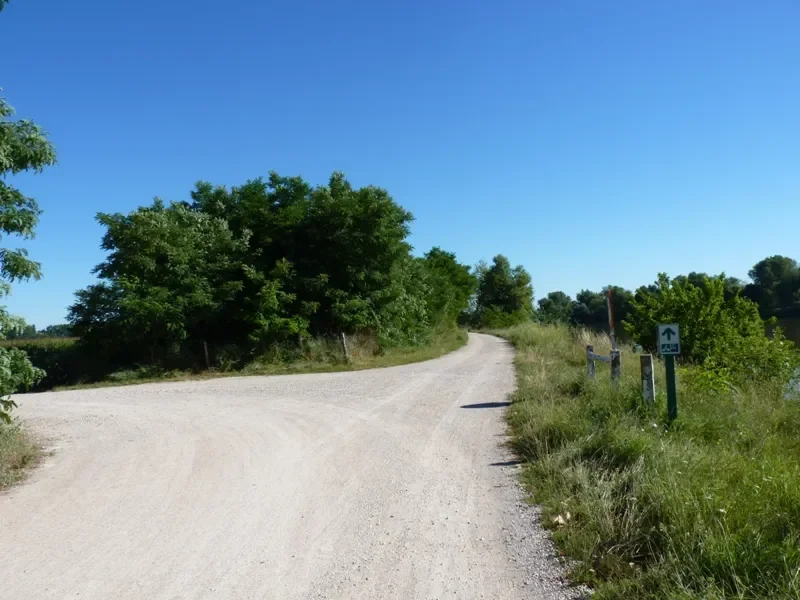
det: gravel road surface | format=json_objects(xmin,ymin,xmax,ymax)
[{"xmin": 1, "ymin": 333, "xmax": 576, "ymax": 599}]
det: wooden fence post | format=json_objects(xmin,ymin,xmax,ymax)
[
  {"xmin": 341, "ymin": 332, "xmax": 351, "ymax": 363},
  {"xmin": 586, "ymin": 345, "xmax": 596, "ymax": 379},
  {"xmin": 203, "ymin": 341, "xmax": 210, "ymax": 369},
  {"xmin": 640, "ymin": 354, "xmax": 655, "ymax": 405},
  {"xmin": 611, "ymin": 349, "xmax": 621, "ymax": 386}
]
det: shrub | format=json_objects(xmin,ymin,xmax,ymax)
[
  {"xmin": 625, "ymin": 273, "xmax": 799, "ymax": 383},
  {"xmin": 0, "ymin": 338, "xmax": 88, "ymax": 391},
  {"xmin": 0, "ymin": 345, "xmax": 44, "ymax": 422}
]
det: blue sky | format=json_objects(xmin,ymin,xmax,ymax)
[{"xmin": 2, "ymin": 0, "xmax": 799, "ymax": 327}]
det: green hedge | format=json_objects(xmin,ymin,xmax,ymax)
[{"xmin": 0, "ymin": 338, "xmax": 92, "ymax": 391}]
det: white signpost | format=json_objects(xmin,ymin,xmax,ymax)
[{"xmin": 658, "ymin": 324, "xmax": 680, "ymax": 355}]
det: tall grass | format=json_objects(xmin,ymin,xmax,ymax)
[
  {"xmin": 0, "ymin": 426, "xmax": 39, "ymax": 489},
  {"xmin": 494, "ymin": 323, "xmax": 800, "ymax": 600}
]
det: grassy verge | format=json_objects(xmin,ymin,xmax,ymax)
[
  {"xmin": 0, "ymin": 426, "xmax": 40, "ymax": 490},
  {"xmin": 52, "ymin": 329, "xmax": 468, "ymax": 391},
  {"xmin": 493, "ymin": 323, "xmax": 800, "ymax": 600}
]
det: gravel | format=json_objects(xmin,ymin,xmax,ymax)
[{"xmin": 0, "ymin": 333, "xmax": 581, "ymax": 599}]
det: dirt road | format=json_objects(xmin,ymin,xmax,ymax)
[{"xmin": 1, "ymin": 333, "xmax": 574, "ymax": 599}]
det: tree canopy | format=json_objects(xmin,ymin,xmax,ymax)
[
  {"xmin": 69, "ymin": 172, "xmax": 480, "ymax": 370},
  {"xmin": 743, "ymin": 255, "xmax": 800, "ymax": 318},
  {"xmin": 537, "ymin": 291, "xmax": 574, "ymax": 325},
  {"xmin": 625, "ymin": 273, "xmax": 797, "ymax": 382},
  {"xmin": 471, "ymin": 255, "xmax": 534, "ymax": 328}
]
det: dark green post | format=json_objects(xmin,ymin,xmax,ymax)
[{"xmin": 665, "ymin": 354, "xmax": 677, "ymax": 421}]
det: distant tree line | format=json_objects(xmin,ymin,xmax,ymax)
[
  {"xmin": 536, "ymin": 255, "xmax": 800, "ymax": 329},
  {"xmin": 3, "ymin": 319, "xmax": 73, "ymax": 340}
]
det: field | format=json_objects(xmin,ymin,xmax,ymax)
[{"xmin": 494, "ymin": 323, "xmax": 800, "ymax": 599}]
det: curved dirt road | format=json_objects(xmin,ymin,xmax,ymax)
[{"xmin": 1, "ymin": 333, "xmax": 574, "ymax": 599}]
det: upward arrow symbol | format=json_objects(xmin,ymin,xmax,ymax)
[{"xmin": 662, "ymin": 327, "xmax": 676, "ymax": 341}]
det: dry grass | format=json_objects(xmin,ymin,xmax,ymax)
[{"xmin": 0, "ymin": 426, "xmax": 40, "ymax": 490}]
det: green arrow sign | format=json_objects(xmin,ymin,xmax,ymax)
[{"xmin": 656, "ymin": 324, "xmax": 680, "ymax": 422}]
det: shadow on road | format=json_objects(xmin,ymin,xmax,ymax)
[
  {"xmin": 460, "ymin": 401, "xmax": 511, "ymax": 409},
  {"xmin": 489, "ymin": 459, "xmax": 522, "ymax": 467}
]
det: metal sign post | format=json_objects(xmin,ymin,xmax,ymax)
[{"xmin": 657, "ymin": 324, "xmax": 680, "ymax": 421}]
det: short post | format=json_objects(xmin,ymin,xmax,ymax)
[
  {"xmin": 665, "ymin": 354, "xmax": 677, "ymax": 422},
  {"xmin": 610, "ymin": 349, "xmax": 621, "ymax": 386},
  {"xmin": 341, "ymin": 332, "xmax": 351, "ymax": 363},
  {"xmin": 586, "ymin": 345, "xmax": 596, "ymax": 379},
  {"xmin": 640, "ymin": 354, "xmax": 655, "ymax": 405},
  {"xmin": 203, "ymin": 341, "xmax": 210, "ymax": 369}
]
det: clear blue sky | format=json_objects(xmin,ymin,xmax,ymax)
[{"xmin": 2, "ymin": 0, "xmax": 799, "ymax": 327}]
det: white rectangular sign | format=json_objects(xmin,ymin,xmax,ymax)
[{"xmin": 658, "ymin": 324, "xmax": 680, "ymax": 355}]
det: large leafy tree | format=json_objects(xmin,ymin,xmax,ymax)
[
  {"xmin": 422, "ymin": 247, "xmax": 477, "ymax": 327},
  {"xmin": 70, "ymin": 201, "xmax": 248, "ymax": 366},
  {"xmin": 570, "ymin": 286, "xmax": 634, "ymax": 330},
  {"xmin": 743, "ymin": 256, "xmax": 800, "ymax": 318},
  {"xmin": 537, "ymin": 291, "xmax": 574, "ymax": 324},
  {"xmin": 473, "ymin": 255, "xmax": 534, "ymax": 328},
  {"xmin": 0, "ymin": 84, "xmax": 56, "ymax": 419},
  {"xmin": 189, "ymin": 172, "xmax": 416, "ymax": 339}
]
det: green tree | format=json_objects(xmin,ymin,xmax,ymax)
[
  {"xmin": 537, "ymin": 291, "xmax": 574, "ymax": 324},
  {"xmin": 625, "ymin": 273, "xmax": 797, "ymax": 382},
  {"xmin": 189, "ymin": 172, "xmax": 417, "ymax": 341},
  {"xmin": 70, "ymin": 201, "xmax": 248, "ymax": 366},
  {"xmin": 1, "ymin": 315, "xmax": 30, "ymax": 339},
  {"xmin": 421, "ymin": 247, "xmax": 477, "ymax": 327},
  {"xmin": 5, "ymin": 322, "xmax": 36, "ymax": 339},
  {"xmin": 0, "ymin": 85, "xmax": 55, "ymax": 420},
  {"xmin": 473, "ymin": 255, "xmax": 534, "ymax": 328},
  {"xmin": 679, "ymin": 272, "xmax": 743, "ymax": 301},
  {"xmin": 743, "ymin": 255, "xmax": 800, "ymax": 318},
  {"xmin": 570, "ymin": 286, "xmax": 635, "ymax": 330},
  {"xmin": 39, "ymin": 324, "xmax": 73, "ymax": 337},
  {"xmin": 70, "ymin": 171, "xmax": 442, "ymax": 369}
]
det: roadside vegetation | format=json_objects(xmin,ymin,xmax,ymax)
[
  {"xmin": 0, "ymin": 172, "xmax": 535, "ymax": 392},
  {"xmin": 494, "ymin": 274, "xmax": 800, "ymax": 600},
  {"xmin": 0, "ymin": 425, "xmax": 39, "ymax": 489},
  {"xmin": 48, "ymin": 328, "xmax": 468, "ymax": 391}
]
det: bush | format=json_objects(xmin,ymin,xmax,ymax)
[
  {"xmin": 0, "ymin": 338, "xmax": 89, "ymax": 391},
  {"xmin": 477, "ymin": 306, "xmax": 531, "ymax": 329},
  {"xmin": 625, "ymin": 273, "xmax": 799, "ymax": 383},
  {"xmin": 0, "ymin": 345, "xmax": 45, "ymax": 422}
]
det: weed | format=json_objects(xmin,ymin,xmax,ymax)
[{"xmin": 0, "ymin": 425, "xmax": 40, "ymax": 489}]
